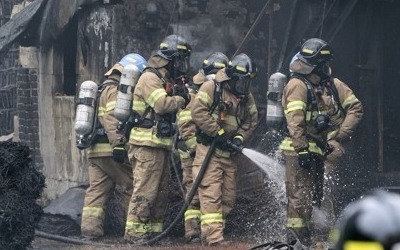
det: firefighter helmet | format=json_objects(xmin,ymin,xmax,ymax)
[
  {"xmin": 297, "ymin": 38, "xmax": 333, "ymax": 66},
  {"xmin": 157, "ymin": 34, "xmax": 192, "ymax": 60},
  {"xmin": 201, "ymin": 52, "xmax": 229, "ymax": 75},
  {"xmin": 225, "ymin": 53, "xmax": 257, "ymax": 95},
  {"xmin": 333, "ymin": 189, "xmax": 400, "ymax": 250},
  {"xmin": 119, "ymin": 53, "xmax": 147, "ymax": 73}
]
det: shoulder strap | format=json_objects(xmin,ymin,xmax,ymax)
[
  {"xmin": 208, "ymin": 80, "xmax": 221, "ymax": 115},
  {"xmin": 143, "ymin": 67, "xmax": 166, "ymax": 85},
  {"xmin": 289, "ymin": 73, "xmax": 317, "ymax": 109},
  {"xmin": 328, "ymin": 78, "xmax": 346, "ymax": 115}
]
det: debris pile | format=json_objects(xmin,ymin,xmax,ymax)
[{"xmin": 0, "ymin": 141, "xmax": 46, "ymax": 249}]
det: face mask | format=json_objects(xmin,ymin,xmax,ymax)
[
  {"xmin": 174, "ymin": 57, "xmax": 190, "ymax": 75},
  {"xmin": 313, "ymin": 62, "xmax": 330, "ymax": 80},
  {"xmin": 232, "ymin": 77, "xmax": 251, "ymax": 95}
]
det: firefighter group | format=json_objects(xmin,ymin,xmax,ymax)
[{"xmin": 74, "ymin": 35, "xmax": 363, "ymax": 249}]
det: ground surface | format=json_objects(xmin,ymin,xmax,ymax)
[{"xmin": 30, "ymin": 236, "xmax": 257, "ymax": 250}]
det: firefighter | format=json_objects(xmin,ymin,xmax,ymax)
[
  {"xmin": 80, "ymin": 53, "xmax": 148, "ymax": 238},
  {"xmin": 333, "ymin": 190, "xmax": 400, "ymax": 250},
  {"xmin": 176, "ymin": 52, "xmax": 229, "ymax": 243},
  {"xmin": 124, "ymin": 34, "xmax": 192, "ymax": 244},
  {"xmin": 191, "ymin": 53, "xmax": 258, "ymax": 246},
  {"xmin": 279, "ymin": 38, "xmax": 363, "ymax": 248}
]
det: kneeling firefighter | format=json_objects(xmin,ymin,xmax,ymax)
[
  {"xmin": 124, "ymin": 34, "xmax": 192, "ymax": 244},
  {"xmin": 176, "ymin": 51, "xmax": 229, "ymax": 243},
  {"xmin": 191, "ymin": 53, "xmax": 258, "ymax": 246},
  {"xmin": 279, "ymin": 38, "xmax": 362, "ymax": 248},
  {"xmin": 78, "ymin": 53, "xmax": 147, "ymax": 238}
]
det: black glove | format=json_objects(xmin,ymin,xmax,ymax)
[
  {"xmin": 177, "ymin": 92, "xmax": 191, "ymax": 108},
  {"xmin": 112, "ymin": 145, "xmax": 127, "ymax": 163},
  {"xmin": 214, "ymin": 128, "xmax": 232, "ymax": 147},
  {"xmin": 298, "ymin": 149, "xmax": 312, "ymax": 169}
]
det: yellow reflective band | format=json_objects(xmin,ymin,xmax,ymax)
[
  {"xmin": 215, "ymin": 148, "xmax": 231, "ymax": 158},
  {"xmin": 236, "ymin": 65, "xmax": 246, "ymax": 72},
  {"xmin": 234, "ymin": 135, "xmax": 243, "ymax": 141},
  {"xmin": 177, "ymin": 110, "xmax": 192, "ymax": 122},
  {"xmin": 105, "ymin": 100, "xmax": 116, "ymax": 111},
  {"xmin": 285, "ymin": 100, "xmax": 306, "ymax": 113},
  {"xmin": 328, "ymin": 229, "xmax": 339, "ymax": 246},
  {"xmin": 320, "ymin": 50, "xmax": 331, "ymax": 55},
  {"xmin": 132, "ymin": 100, "xmax": 146, "ymax": 112},
  {"xmin": 286, "ymin": 217, "xmax": 306, "ymax": 228},
  {"xmin": 160, "ymin": 42, "xmax": 168, "ymax": 48},
  {"xmin": 344, "ymin": 241, "xmax": 384, "ymax": 250},
  {"xmin": 217, "ymin": 128, "xmax": 225, "ymax": 135},
  {"xmin": 196, "ymin": 90, "xmax": 212, "ymax": 105},
  {"xmin": 98, "ymin": 106, "xmax": 106, "ymax": 117},
  {"xmin": 302, "ymin": 48, "xmax": 314, "ymax": 54},
  {"xmin": 147, "ymin": 88, "xmax": 166, "ymax": 107},
  {"xmin": 179, "ymin": 149, "xmax": 192, "ymax": 159},
  {"xmin": 88, "ymin": 143, "xmax": 112, "ymax": 154},
  {"xmin": 279, "ymin": 138, "xmax": 324, "ymax": 155},
  {"xmin": 342, "ymin": 94, "xmax": 359, "ymax": 109},
  {"xmin": 125, "ymin": 221, "xmax": 152, "ymax": 233},
  {"xmin": 201, "ymin": 212, "xmax": 223, "ymax": 225},
  {"xmin": 82, "ymin": 206, "xmax": 105, "ymax": 219},
  {"xmin": 214, "ymin": 62, "xmax": 225, "ymax": 68},
  {"xmin": 151, "ymin": 222, "xmax": 163, "ymax": 233},
  {"xmin": 130, "ymin": 128, "xmax": 172, "ymax": 146},
  {"xmin": 184, "ymin": 209, "xmax": 201, "ymax": 221},
  {"xmin": 177, "ymin": 44, "xmax": 188, "ymax": 51}
]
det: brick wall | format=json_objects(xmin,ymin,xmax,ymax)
[{"xmin": 16, "ymin": 68, "xmax": 42, "ymax": 167}]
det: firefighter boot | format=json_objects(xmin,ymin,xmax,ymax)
[
  {"xmin": 81, "ymin": 216, "xmax": 104, "ymax": 238},
  {"xmin": 185, "ymin": 218, "xmax": 201, "ymax": 243}
]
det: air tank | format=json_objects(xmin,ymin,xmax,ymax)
[
  {"xmin": 114, "ymin": 64, "xmax": 141, "ymax": 122},
  {"xmin": 74, "ymin": 80, "xmax": 98, "ymax": 136},
  {"xmin": 266, "ymin": 72, "xmax": 287, "ymax": 131}
]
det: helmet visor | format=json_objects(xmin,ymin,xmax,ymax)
[{"xmin": 174, "ymin": 57, "xmax": 190, "ymax": 75}]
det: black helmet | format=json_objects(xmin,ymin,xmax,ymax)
[
  {"xmin": 201, "ymin": 52, "xmax": 229, "ymax": 75},
  {"xmin": 157, "ymin": 34, "xmax": 192, "ymax": 60},
  {"xmin": 333, "ymin": 189, "xmax": 400, "ymax": 250},
  {"xmin": 226, "ymin": 53, "xmax": 257, "ymax": 79},
  {"xmin": 297, "ymin": 38, "xmax": 333, "ymax": 66},
  {"xmin": 225, "ymin": 53, "xmax": 257, "ymax": 96}
]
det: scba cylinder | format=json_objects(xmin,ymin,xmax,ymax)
[
  {"xmin": 114, "ymin": 64, "xmax": 141, "ymax": 122},
  {"xmin": 74, "ymin": 80, "xmax": 98, "ymax": 136},
  {"xmin": 266, "ymin": 72, "xmax": 287, "ymax": 131}
]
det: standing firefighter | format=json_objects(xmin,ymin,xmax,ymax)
[
  {"xmin": 79, "ymin": 53, "xmax": 147, "ymax": 239},
  {"xmin": 280, "ymin": 38, "xmax": 363, "ymax": 248},
  {"xmin": 191, "ymin": 53, "xmax": 258, "ymax": 246},
  {"xmin": 124, "ymin": 35, "xmax": 192, "ymax": 243},
  {"xmin": 176, "ymin": 52, "xmax": 229, "ymax": 243}
]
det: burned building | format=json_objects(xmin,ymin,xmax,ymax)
[{"xmin": 0, "ymin": 0, "xmax": 399, "ymax": 233}]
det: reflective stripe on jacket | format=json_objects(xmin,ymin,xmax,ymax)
[{"xmin": 129, "ymin": 67, "xmax": 185, "ymax": 149}]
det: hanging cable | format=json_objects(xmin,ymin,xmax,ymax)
[{"xmin": 319, "ymin": 0, "xmax": 328, "ymax": 38}]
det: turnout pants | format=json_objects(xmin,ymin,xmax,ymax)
[
  {"xmin": 181, "ymin": 157, "xmax": 201, "ymax": 240},
  {"xmin": 81, "ymin": 157, "xmax": 133, "ymax": 237},
  {"xmin": 283, "ymin": 150, "xmax": 325, "ymax": 247},
  {"xmin": 125, "ymin": 145, "xmax": 170, "ymax": 240},
  {"xmin": 192, "ymin": 143, "xmax": 237, "ymax": 245}
]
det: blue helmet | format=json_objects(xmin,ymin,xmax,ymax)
[{"xmin": 119, "ymin": 53, "xmax": 148, "ymax": 73}]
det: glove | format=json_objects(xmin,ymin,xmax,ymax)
[
  {"xmin": 177, "ymin": 92, "xmax": 191, "ymax": 108},
  {"xmin": 112, "ymin": 145, "xmax": 127, "ymax": 164},
  {"xmin": 214, "ymin": 128, "xmax": 232, "ymax": 147},
  {"xmin": 298, "ymin": 149, "xmax": 312, "ymax": 169}
]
